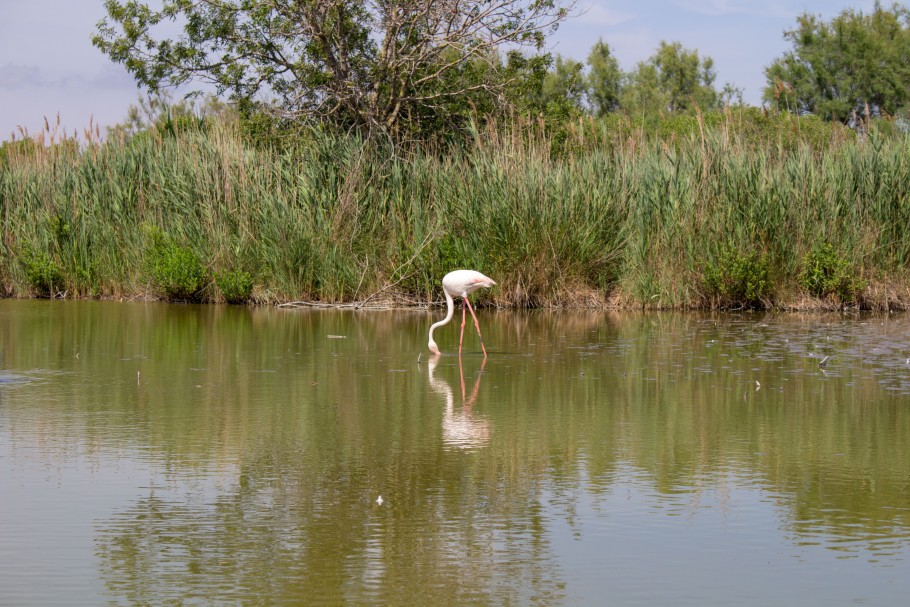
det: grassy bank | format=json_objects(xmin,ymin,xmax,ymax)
[{"xmin": 2, "ymin": 111, "xmax": 910, "ymax": 309}]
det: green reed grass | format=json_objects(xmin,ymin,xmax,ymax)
[{"xmin": 2, "ymin": 113, "xmax": 910, "ymax": 308}]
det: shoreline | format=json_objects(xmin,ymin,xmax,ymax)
[{"xmin": 4, "ymin": 287, "xmax": 909, "ymax": 313}]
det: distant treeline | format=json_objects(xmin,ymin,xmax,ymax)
[
  {"xmin": 84, "ymin": 1, "xmax": 910, "ymax": 142},
  {"xmin": 2, "ymin": 108, "xmax": 910, "ymax": 310}
]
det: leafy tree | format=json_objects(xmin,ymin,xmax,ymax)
[
  {"xmin": 539, "ymin": 55, "xmax": 586, "ymax": 117},
  {"xmin": 763, "ymin": 2, "xmax": 910, "ymax": 122},
  {"xmin": 620, "ymin": 41, "xmax": 718, "ymax": 115},
  {"xmin": 620, "ymin": 63, "xmax": 668, "ymax": 117},
  {"xmin": 651, "ymin": 41, "xmax": 718, "ymax": 112},
  {"xmin": 585, "ymin": 38, "xmax": 622, "ymax": 116},
  {"xmin": 93, "ymin": 0, "xmax": 573, "ymax": 138},
  {"xmin": 497, "ymin": 50, "xmax": 552, "ymax": 116},
  {"xmin": 719, "ymin": 82, "xmax": 745, "ymax": 107}
]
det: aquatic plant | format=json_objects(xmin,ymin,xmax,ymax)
[
  {"xmin": 799, "ymin": 244, "xmax": 866, "ymax": 305},
  {"xmin": 704, "ymin": 245, "xmax": 772, "ymax": 309},
  {"xmin": 21, "ymin": 248, "xmax": 63, "ymax": 297},
  {"xmin": 149, "ymin": 241, "xmax": 207, "ymax": 302},
  {"xmin": 1, "ymin": 111, "xmax": 909, "ymax": 308},
  {"xmin": 215, "ymin": 268, "xmax": 253, "ymax": 304}
]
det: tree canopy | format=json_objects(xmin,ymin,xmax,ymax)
[
  {"xmin": 95, "ymin": 0, "xmax": 910, "ymax": 139},
  {"xmin": 93, "ymin": 0, "xmax": 572, "ymax": 137},
  {"xmin": 585, "ymin": 39, "xmax": 622, "ymax": 117},
  {"xmin": 588, "ymin": 40, "xmax": 722, "ymax": 117},
  {"xmin": 630, "ymin": 41, "xmax": 718, "ymax": 113},
  {"xmin": 764, "ymin": 1, "xmax": 910, "ymax": 122}
]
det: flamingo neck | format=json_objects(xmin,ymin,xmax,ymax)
[{"xmin": 428, "ymin": 289, "xmax": 455, "ymax": 353}]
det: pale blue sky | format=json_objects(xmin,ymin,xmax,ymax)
[{"xmin": 0, "ymin": 0, "xmax": 878, "ymax": 140}]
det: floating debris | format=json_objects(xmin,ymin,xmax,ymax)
[
  {"xmin": 818, "ymin": 355, "xmax": 830, "ymax": 368},
  {"xmin": 376, "ymin": 495, "xmax": 384, "ymax": 506},
  {"xmin": 327, "ymin": 335, "xmax": 347, "ymax": 339}
]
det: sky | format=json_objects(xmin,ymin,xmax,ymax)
[{"xmin": 0, "ymin": 0, "xmax": 880, "ymax": 141}]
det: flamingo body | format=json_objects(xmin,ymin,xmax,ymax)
[{"xmin": 428, "ymin": 270, "xmax": 496, "ymax": 356}]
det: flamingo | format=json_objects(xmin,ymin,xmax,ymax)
[{"xmin": 428, "ymin": 270, "xmax": 496, "ymax": 357}]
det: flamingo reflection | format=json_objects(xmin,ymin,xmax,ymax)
[{"xmin": 427, "ymin": 354, "xmax": 491, "ymax": 449}]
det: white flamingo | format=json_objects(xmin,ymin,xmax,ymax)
[{"xmin": 428, "ymin": 270, "xmax": 496, "ymax": 356}]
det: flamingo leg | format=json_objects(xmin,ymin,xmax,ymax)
[{"xmin": 463, "ymin": 297, "xmax": 488, "ymax": 357}]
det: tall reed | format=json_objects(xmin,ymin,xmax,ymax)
[{"xmin": 2, "ymin": 113, "xmax": 909, "ymax": 308}]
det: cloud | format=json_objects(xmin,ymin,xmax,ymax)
[
  {"xmin": 672, "ymin": 0, "xmax": 793, "ymax": 18},
  {"xmin": 0, "ymin": 63, "xmax": 50, "ymax": 88},
  {"xmin": 78, "ymin": 64, "xmax": 137, "ymax": 89},
  {"xmin": 573, "ymin": 2, "xmax": 636, "ymax": 27},
  {"xmin": 0, "ymin": 62, "xmax": 136, "ymax": 91}
]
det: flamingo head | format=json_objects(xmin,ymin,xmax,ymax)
[{"xmin": 428, "ymin": 338, "xmax": 441, "ymax": 355}]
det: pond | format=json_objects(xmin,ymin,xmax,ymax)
[{"xmin": 1, "ymin": 300, "xmax": 909, "ymax": 606}]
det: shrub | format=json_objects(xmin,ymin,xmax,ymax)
[
  {"xmin": 704, "ymin": 245, "xmax": 771, "ymax": 308},
  {"xmin": 215, "ymin": 268, "xmax": 253, "ymax": 304},
  {"xmin": 799, "ymin": 244, "xmax": 865, "ymax": 303},
  {"xmin": 22, "ymin": 249, "xmax": 63, "ymax": 297},
  {"xmin": 149, "ymin": 243, "xmax": 206, "ymax": 302}
]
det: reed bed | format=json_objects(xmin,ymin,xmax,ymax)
[{"xmin": 2, "ymin": 114, "xmax": 909, "ymax": 309}]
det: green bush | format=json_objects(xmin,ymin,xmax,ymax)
[
  {"xmin": 215, "ymin": 268, "xmax": 253, "ymax": 304},
  {"xmin": 800, "ymin": 244, "xmax": 865, "ymax": 303},
  {"xmin": 150, "ymin": 243, "xmax": 206, "ymax": 302},
  {"xmin": 704, "ymin": 246, "xmax": 771, "ymax": 308},
  {"xmin": 22, "ymin": 249, "xmax": 63, "ymax": 297}
]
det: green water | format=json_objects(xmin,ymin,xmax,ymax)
[{"xmin": 1, "ymin": 300, "xmax": 909, "ymax": 606}]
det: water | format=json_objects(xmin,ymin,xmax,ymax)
[{"xmin": 1, "ymin": 300, "xmax": 909, "ymax": 606}]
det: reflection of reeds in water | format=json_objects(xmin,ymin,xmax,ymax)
[
  {"xmin": 4, "ymin": 302, "xmax": 910, "ymax": 560},
  {"xmin": 427, "ymin": 355, "xmax": 490, "ymax": 449}
]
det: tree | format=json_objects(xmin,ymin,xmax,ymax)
[
  {"xmin": 651, "ymin": 41, "xmax": 717, "ymax": 112},
  {"xmin": 620, "ymin": 41, "xmax": 718, "ymax": 115},
  {"xmin": 719, "ymin": 83, "xmax": 745, "ymax": 108},
  {"xmin": 763, "ymin": 2, "xmax": 910, "ymax": 122},
  {"xmin": 585, "ymin": 38, "xmax": 622, "ymax": 116},
  {"xmin": 620, "ymin": 63, "xmax": 668, "ymax": 117},
  {"xmin": 538, "ymin": 54, "xmax": 585, "ymax": 117},
  {"xmin": 93, "ymin": 0, "xmax": 573, "ymax": 137}
]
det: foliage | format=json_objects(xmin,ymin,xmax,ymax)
[
  {"xmin": 720, "ymin": 107, "xmax": 854, "ymax": 150},
  {"xmin": 0, "ymin": 139, "xmax": 40, "ymax": 166},
  {"xmin": 21, "ymin": 248, "xmax": 63, "ymax": 297},
  {"xmin": 561, "ymin": 108, "xmax": 852, "ymax": 155},
  {"xmin": 148, "ymin": 239, "xmax": 207, "ymax": 302},
  {"xmin": 3, "ymin": 113, "xmax": 910, "ymax": 309},
  {"xmin": 704, "ymin": 246, "xmax": 772, "ymax": 309},
  {"xmin": 106, "ymin": 91, "xmax": 234, "ymax": 142},
  {"xmin": 495, "ymin": 51, "xmax": 553, "ymax": 117},
  {"xmin": 585, "ymin": 39, "xmax": 622, "ymax": 116},
  {"xmin": 93, "ymin": 0, "xmax": 572, "ymax": 138},
  {"xmin": 539, "ymin": 55, "xmax": 586, "ymax": 118},
  {"xmin": 799, "ymin": 244, "xmax": 865, "ymax": 303},
  {"xmin": 215, "ymin": 268, "xmax": 254, "ymax": 304},
  {"xmin": 621, "ymin": 41, "xmax": 719, "ymax": 115},
  {"xmin": 764, "ymin": 2, "xmax": 910, "ymax": 122}
]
